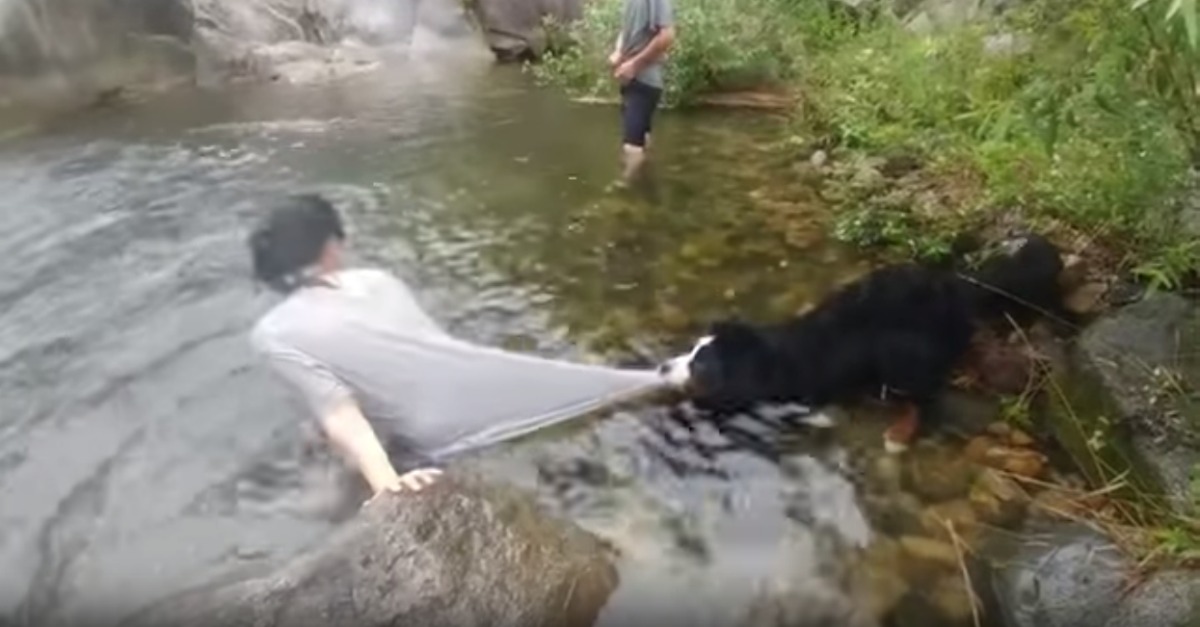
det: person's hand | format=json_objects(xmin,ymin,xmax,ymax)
[
  {"xmin": 363, "ymin": 467, "xmax": 443, "ymax": 506},
  {"xmin": 608, "ymin": 50, "xmax": 622, "ymax": 67},
  {"xmin": 614, "ymin": 59, "xmax": 638, "ymax": 83}
]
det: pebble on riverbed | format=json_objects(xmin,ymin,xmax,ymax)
[
  {"xmin": 969, "ymin": 468, "xmax": 1030, "ymax": 528},
  {"xmin": 904, "ymin": 444, "xmax": 980, "ymax": 502},
  {"xmin": 919, "ymin": 500, "xmax": 979, "ymax": 543},
  {"xmin": 963, "ymin": 434, "xmax": 1048, "ymax": 478},
  {"xmin": 853, "ymin": 387, "xmax": 1103, "ymax": 627}
]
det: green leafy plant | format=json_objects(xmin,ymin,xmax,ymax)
[
  {"xmin": 831, "ymin": 206, "xmax": 954, "ymax": 262},
  {"xmin": 532, "ymin": 0, "xmax": 858, "ymax": 106},
  {"xmin": 535, "ymin": 0, "xmax": 1200, "ymax": 280}
]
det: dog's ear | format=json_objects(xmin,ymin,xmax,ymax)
[{"xmin": 707, "ymin": 319, "xmax": 762, "ymax": 347}]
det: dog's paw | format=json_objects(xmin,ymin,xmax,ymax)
[
  {"xmin": 801, "ymin": 411, "xmax": 836, "ymax": 429},
  {"xmin": 883, "ymin": 437, "xmax": 910, "ymax": 454}
]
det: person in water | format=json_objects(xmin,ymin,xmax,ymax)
[
  {"xmin": 609, "ymin": 0, "xmax": 676, "ymax": 182},
  {"xmin": 248, "ymin": 194, "xmax": 661, "ymax": 503}
]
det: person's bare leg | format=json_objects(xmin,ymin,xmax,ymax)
[{"xmin": 621, "ymin": 143, "xmax": 647, "ymax": 182}]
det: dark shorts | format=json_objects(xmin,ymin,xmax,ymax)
[{"xmin": 620, "ymin": 79, "xmax": 663, "ymax": 148}]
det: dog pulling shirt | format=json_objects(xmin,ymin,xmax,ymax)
[{"xmin": 251, "ymin": 268, "xmax": 661, "ymax": 461}]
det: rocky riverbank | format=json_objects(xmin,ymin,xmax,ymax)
[
  {"xmin": 0, "ymin": 0, "xmax": 585, "ymax": 113},
  {"xmin": 118, "ymin": 474, "xmax": 619, "ymax": 627},
  {"xmin": 987, "ymin": 292, "xmax": 1200, "ymax": 627}
]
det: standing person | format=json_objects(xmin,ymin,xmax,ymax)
[
  {"xmin": 609, "ymin": 0, "xmax": 676, "ymax": 183},
  {"xmin": 247, "ymin": 195, "xmax": 663, "ymax": 504}
]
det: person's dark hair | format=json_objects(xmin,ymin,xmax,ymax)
[{"xmin": 248, "ymin": 194, "xmax": 345, "ymax": 293}]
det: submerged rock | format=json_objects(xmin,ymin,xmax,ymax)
[
  {"xmin": 968, "ymin": 468, "xmax": 1028, "ymax": 528},
  {"xmin": 119, "ymin": 474, "xmax": 618, "ymax": 627},
  {"xmin": 963, "ymin": 435, "xmax": 1047, "ymax": 479},
  {"xmin": 904, "ymin": 444, "xmax": 978, "ymax": 502},
  {"xmin": 991, "ymin": 522, "xmax": 1200, "ymax": 627},
  {"xmin": 740, "ymin": 530, "xmax": 880, "ymax": 627}
]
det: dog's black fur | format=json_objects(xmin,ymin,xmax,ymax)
[{"xmin": 679, "ymin": 233, "xmax": 1065, "ymax": 423}]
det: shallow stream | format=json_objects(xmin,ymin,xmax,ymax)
[{"xmin": 0, "ymin": 54, "xmax": 1037, "ymax": 627}]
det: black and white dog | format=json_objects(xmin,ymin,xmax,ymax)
[{"xmin": 658, "ymin": 233, "xmax": 1067, "ymax": 452}]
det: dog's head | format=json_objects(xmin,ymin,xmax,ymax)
[{"xmin": 659, "ymin": 320, "xmax": 781, "ymax": 409}]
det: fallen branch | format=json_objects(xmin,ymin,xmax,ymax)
[
  {"xmin": 571, "ymin": 90, "xmax": 798, "ymax": 111},
  {"xmin": 944, "ymin": 520, "xmax": 983, "ymax": 627}
]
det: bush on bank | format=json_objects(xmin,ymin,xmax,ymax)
[{"xmin": 534, "ymin": 0, "xmax": 1200, "ymax": 288}]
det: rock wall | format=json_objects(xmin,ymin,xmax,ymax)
[
  {"xmin": 469, "ymin": 0, "xmax": 582, "ymax": 62},
  {"xmin": 0, "ymin": 0, "xmax": 196, "ymax": 106},
  {"xmin": 1001, "ymin": 292, "xmax": 1200, "ymax": 627},
  {"xmin": 0, "ymin": 0, "xmax": 480, "ymax": 108},
  {"xmin": 827, "ymin": 0, "xmax": 1024, "ymax": 33},
  {"xmin": 1049, "ymin": 292, "xmax": 1200, "ymax": 516},
  {"xmin": 119, "ymin": 474, "xmax": 619, "ymax": 627}
]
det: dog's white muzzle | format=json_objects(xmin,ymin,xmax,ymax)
[{"xmin": 657, "ymin": 335, "xmax": 712, "ymax": 388}]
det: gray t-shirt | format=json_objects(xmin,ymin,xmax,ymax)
[
  {"xmin": 619, "ymin": 0, "xmax": 675, "ymax": 89},
  {"xmin": 251, "ymin": 268, "xmax": 661, "ymax": 461}
]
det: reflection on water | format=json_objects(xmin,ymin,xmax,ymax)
[{"xmin": 1, "ymin": 58, "xmax": 1022, "ymax": 627}]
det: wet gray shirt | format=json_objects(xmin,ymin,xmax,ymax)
[
  {"xmin": 619, "ymin": 0, "xmax": 675, "ymax": 89},
  {"xmin": 251, "ymin": 268, "xmax": 661, "ymax": 461}
]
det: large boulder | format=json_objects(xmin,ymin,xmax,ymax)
[
  {"xmin": 991, "ymin": 522, "xmax": 1200, "ymax": 627},
  {"xmin": 469, "ymin": 0, "xmax": 583, "ymax": 62},
  {"xmin": 191, "ymin": 0, "xmax": 403, "ymax": 85},
  {"xmin": 0, "ymin": 0, "xmax": 194, "ymax": 78},
  {"xmin": 1, "ymin": 0, "xmax": 481, "ymax": 107},
  {"xmin": 1048, "ymin": 292, "xmax": 1200, "ymax": 516},
  {"xmin": 119, "ymin": 474, "xmax": 619, "ymax": 627},
  {"xmin": 0, "ymin": 0, "xmax": 196, "ymax": 106}
]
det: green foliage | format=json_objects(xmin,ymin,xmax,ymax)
[
  {"xmin": 532, "ymin": 0, "xmax": 858, "ymax": 106},
  {"xmin": 999, "ymin": 394, "xmax": 1036, "ymax": 430},
  {"xmin": 806, "ymin": 0, "xmax": 1198, "ymax": 282},
  {"xmin": 1133, "ymin": 239, "xmax": 1200, "ymax": 291},
  {"xmin": 535, "ymin": 0, "xmax": 1200, "ymax": 285},
  {"xmin": 831, "ymin": 206, "xmax": 954, "ymax": 262}
]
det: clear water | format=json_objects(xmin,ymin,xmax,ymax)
[{"xmin": 0, "ymin": 56, "xmax": 1002, "ymax": 627}]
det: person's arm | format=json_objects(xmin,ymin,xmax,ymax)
[
  {"xmin": 253, "ymin": 330, "xmax": 440, "ymax": 497},
  {"xmin": 623, "ymin": 26, "xmax": 675, "ymax": 71},
  {"xmin": 615, "ymin": 0, "xmax": 676, "ymax": 78},
  {"xmin": 610, "ymin": 33, "xmax": 625, "ymax": 66},
  {"xmin": 320, "ymin": 398, "xmax": 405, "ymax": 494}
]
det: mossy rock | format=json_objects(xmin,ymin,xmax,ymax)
[{"xmin": 1043, "ymin": 293, "xmax": 1200, "ymax": 517}]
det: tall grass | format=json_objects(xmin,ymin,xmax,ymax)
[
  {"xmin": 534, "ymin": 0, "xmax": 854, "ymax": 106},
  {"xmin": 534, "ymin": 0, "xmax": 1200, "ymax": 286}
]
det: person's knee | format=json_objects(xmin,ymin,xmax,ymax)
[
  {"xmin": 621, "ymin": 115, "xmax": 649, "ymax": 149},
  {"xmin": 620, "ymin": 90, "xmax": 655, "ymax": 148}
]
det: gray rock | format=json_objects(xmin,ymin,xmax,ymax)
[
  {"xmin": 232, "ymin": 40, "xmax": 383, "ymax": 85},
  {"xmin": 1181, "ymin": 171, "xmax": 1200, "ymax": 238},
  {"xmin": 739, "ymin": 528, "xmax": 880, "ymax": 627},
  {"xmin": 1074, "ymin": 292, "xmax": 1200, "ymax": 516},
  {"xmin": 119, "ymin": 474, "xmax": 619, "ymax": 627},
  {"xmin": 991, "ymin": 522, "xmax": 1200, "ymax": 627},
  {"xmin": 1, "ymin": 0, "xmax": 482, "ymax": 106},
  {"xmin": 983, "ymin": 32, "xmax": 1032, "ymax": 57},
  {"xmin": 899, "ymin": 0, "xmax": 1023, "ymax": 32},
  {"xmin": 0, "ymin": 0, "xmax": 194, "ymax": 78},
  {"xmin": 469, "ymin": 0, "xmax": 582, "ymax": 61},
  {"xmin": 0, "ymin": 0, "xmax": 197, "ymax": 107}
]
